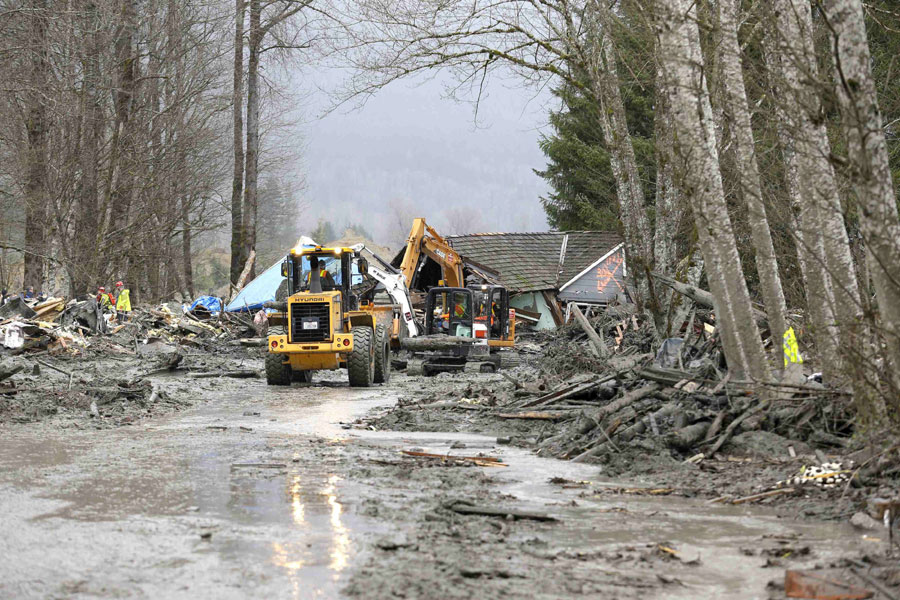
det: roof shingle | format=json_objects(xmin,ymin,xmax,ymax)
[{"xmin": 448, "ymin": 231, "xmax": 622, "ymax": 293}]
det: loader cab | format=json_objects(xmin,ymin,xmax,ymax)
[{"xmin": 282, "ymin": 248, "xmax": 369, "ymax": 312}]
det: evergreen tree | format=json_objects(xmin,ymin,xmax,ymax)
[{"xmin": 536, "ymin": 80, "xmax": 655, "ymax": 232}]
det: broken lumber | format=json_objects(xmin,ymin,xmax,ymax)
[
  {"xmin": 519, "ymin": 373, "xmax": 617, "ymax": 409},
  {"xmin": 445, "ymin": 501, "xmax": 557, "ymax": 522},
  {"xmin": 571, "ymin": 304, "xmax": 609, "ymax": 358},
  {"xmin": 401, "ymin": 450, "xmax": 507, "ymax": 467}
]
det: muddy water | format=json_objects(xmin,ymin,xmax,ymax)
[{"xmin": 0, "ymin": 374, "xmax": 865, "ymax": 599}]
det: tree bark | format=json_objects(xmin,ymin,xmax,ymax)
[
  {"xmin": 576, "ymin": 2, "xmax": 654, "ymax": 310},
  {"xmin": 764, "ymin": 0, "xmax": 861, "ymax": 379},
  {"xmin": 72, "ymin": 0, "xmax": 103, "ymax": 296},
  {"xmin": 229, "ymin": 0, "xmax": 246, "ymax": 285},
  {"xmin": 23, "ymin": 0, "xmax": 49, "ymax": 292},
  {"xmin": 824, "ymin": 0, "xmax": 900, "ymax": 404},
  {"xmin": 242, "ymin": 0, "xmax": 261, "ymax": 282},
  {"xmin": 717, "ymin": 0, "xmax": 789, "ymax": 359},
  {"xmin": 655, "ymin": 0, "xmax": 770, "ymax": 382}
]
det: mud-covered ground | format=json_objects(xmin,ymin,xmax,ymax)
[
  {"xmin": 357, "ymin": 369, "xmax": 899, "ymax": 524},
  {"xmin": 2, "ymin": 366, "xmax": 898, "ymax": 599}
]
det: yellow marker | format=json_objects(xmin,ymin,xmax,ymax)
[{"xmin": 783, "ymin": 326, "xmax": 803, "ymax": 367}]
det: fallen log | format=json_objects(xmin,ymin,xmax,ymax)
[
  {"xmin": 189, "ymin": 370, "xmax": 259, "ymax": 379},
  {"xmin": 666, "ymin": 421, "xmax": 711, "ymax": 451},
  {"xmin": 572, "ymin": 402, "xmax": 680, "ymax": 462},
  {"xmin": 401, "ymin": 335, "xmax": 478, "ymax": 351},
  {"xmin": 445, "ymin": 501, "xmax": 557, "ymax": 522},
  {"xmin": 651, "ymin": 271, "xmax": 767, "ymax": 325},
  {"xmin": 519, "ymin": 373, "xmax": 618, "ymax": 409},
  {"xmin": 591, "ymin": 383, "xmax": 660, "ymax": 422},
  {"xmin": 706, "ymin": 400, "xmax": 769, "ymax": 456},
  {"xmin": 571, "ymin": 304, "xmax": 609, "ymax": 358},
  {"xmin": 496, "ymin": 411, "xmax": 566, "ymax": 421},
  {"xmin": 416, "ymin": 401, "xmax": 489, "ymax": 411},
  {"xmin": 0, "ymin": 364, "xmax": 24, "ymax": 382}
]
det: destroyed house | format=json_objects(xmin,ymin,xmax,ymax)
[{"xmin": 448, "ymin": 232, "xmax": 625, "ymax": 330}]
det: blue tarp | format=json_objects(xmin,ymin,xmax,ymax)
[
  {"xmin": 189, "ymin": 295, "xmax": 223, "ymax": 314},
  {"xmin": 225, "ymin": 238, "xmax": 318, "ymax": 313},
  {"xmin": 224, "ymin": 260, "xmax": 287, "ymax": 313}
]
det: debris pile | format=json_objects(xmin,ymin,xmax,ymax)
[
  {"xmin": 368, "ymin": 301, "xmax": 900, "ymax": 519},
  {"xmin": 0, "ymin": 294, "xmax": 267, "ymax": 425}
]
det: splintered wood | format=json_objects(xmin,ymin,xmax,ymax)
[{"xmin": 401, "ymin": 450, "xmax": 508, "ymax": 467}]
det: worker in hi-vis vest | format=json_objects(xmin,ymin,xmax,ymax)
[{"xmin": 115, "ymin": 280, "xmax": 132, "ymax": 322}]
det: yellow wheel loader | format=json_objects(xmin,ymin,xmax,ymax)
[{"xmin": 265, "ymin": 246, "xmax": 394, "ymax": 387}]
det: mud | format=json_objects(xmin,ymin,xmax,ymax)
[{"xmin": 3, "ymin": 370, "xmax": 895, "ymax": 599}]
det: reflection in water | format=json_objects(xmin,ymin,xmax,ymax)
[
  {"xmin": 269, "ymin": 473, "xmax": 351, "ymax": 597},
  {"xmin": 323, "ymin": 475, "xmax": 350, "ymax": 576},
  {"xmin": 291, "ymin": 476, "xmax": 305, "ymax": 526}
]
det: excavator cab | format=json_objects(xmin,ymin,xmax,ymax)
[
  {"xmin": 266, "ymin": 246, "xmax": 392, "ymax": 387},
  {"xmin": 406, "ymin": 283, "xmax": 514, "ymax": 376},
  {"xmin": 470, "ymin": 284, "xmax": 510, "ymax": 341}
]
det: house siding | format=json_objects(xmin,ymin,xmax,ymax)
[{"xmin": 558, "ymin": 247, "xmax": 626, "ymax": 304}]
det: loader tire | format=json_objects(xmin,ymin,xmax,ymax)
[
  {"xmin": 373, "ymin": 324, "xmax": 390, "ymax": 384},
  {"xmin": 348, "ymin": 326, "xmax": 375, "ymax": 387},
  {"xmin": 266, "ymin": 352, "xmax": 292, "ymax": 386}
]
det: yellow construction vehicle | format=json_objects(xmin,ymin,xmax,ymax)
[
  {"xmin": 398, "ymin": 218, "xmax": 465, "ymax": 289},
  {"xmin": 394, "ymin": 217, "xmax": 516, "ymax": 375},
  {"xmin": 265, "ymin": 245, "xmax": 394, "ymax": 386}
]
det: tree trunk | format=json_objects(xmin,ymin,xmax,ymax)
[
  {"xmin": 655, "ymin": 0, "xmax": 770, "ymax": 382},
  {"xmin": 717, "ymin": 0, "xmax": 789, "ymax": 359},
  {"xmin": 764, "ymin": 0, "xmax": 862, "ymax": 380},
  {"xmin": 229, "ymin": 0, "xmax": 246, "ymax": 285},
  {"xmin": 23, "ymin": 0, "xmax": 48, "ymax": 292},
  {"xmin": 72, "ymin": 0, "xmax": 103, "ymax": 296},
  {"xmin": 824, "ymin": 0, "xmax": 900, "ymax": 406},
  {"xmin": 576, "ymin": 2, "xmax": 654, "ymax": 311},
  {"xmin": 243, "ymin": 0, "xmax": 261, "ymax": 282}
]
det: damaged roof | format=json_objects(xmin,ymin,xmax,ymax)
[{"xmin": 448, "ymin": 231, "xmax": 622, "ymax": 293}]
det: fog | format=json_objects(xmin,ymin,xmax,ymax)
[{"xmin": 294, "ymin": 70, "xmax": 554, "ymax": 248}]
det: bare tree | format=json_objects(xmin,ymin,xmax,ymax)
[
  {"xmin": 654, "ymin": 0, "xmax": 770, "ymax": 381},
  {"xmin": 822, "ymin": 0, "xmax": 900, "ymax": 405}
]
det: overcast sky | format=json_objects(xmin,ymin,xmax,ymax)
[{"xmin": 290, "ymin": 69, "xmax": 555, "ymax": 248}]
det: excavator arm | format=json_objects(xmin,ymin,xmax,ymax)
[
  {"xmin": 354, "ymin": 245, "xmax": 420, "ymax": 338},
  {"xmin": 399, "ymin": 218, "xmax": 464, "ymax": 289}
]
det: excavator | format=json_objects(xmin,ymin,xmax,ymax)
[
  {"xmin": 396, "ymin": 218, "xmax": 516, "ymax": 375},
  {"xmin": 398, "ymin": 218, "xmax": 465, "ymax": 290}
]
